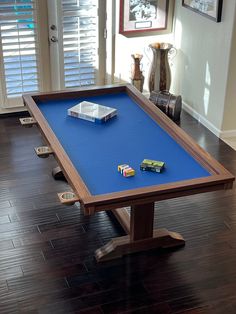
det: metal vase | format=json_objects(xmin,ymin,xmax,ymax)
[
  {"xmin": 148, "ymin": 43, "xmax": 173, "ymax": 93},
  {"xmin": 131, "ymin": 54, "xmax": 144, "ymax": 93}
]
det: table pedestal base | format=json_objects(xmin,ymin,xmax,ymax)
[
  {"xmin": 95, "ymin": 203, "xmax": 185, "ymax": 262},
  {"xmin": 95, "ymin": 228, "xmax": 185, "ymax": 262}
]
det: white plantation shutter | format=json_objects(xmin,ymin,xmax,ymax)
[
  {"xmin": 0, "ymin": 0, "xmax": 40, "ymax": 107},
  {"xmin": 61, "ymin": 0, "xmax": 98, "ymax": 88}
]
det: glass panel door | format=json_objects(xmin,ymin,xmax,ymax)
[
  {"xmin": 0, "ymin": 0, "xmax": 106, "ymax": 109},
  {"xmin": 0, "ymin": 0, "xmax": 40, "ymax": 108},
  {"xmin": 47, "ymin": 0, "xmax": 106, "ymax": 91}
]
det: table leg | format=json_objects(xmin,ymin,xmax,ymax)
[
  {"xmin": 130, "ymin": 202, "xmax": 154, "ymax": 240},
  {"xmin": 95, "ymin": 203, "xmax": 185, "ymax": 262},
  {"xmin": 52, "ymin": 166, "xmax": 67, "ymax": 181}
]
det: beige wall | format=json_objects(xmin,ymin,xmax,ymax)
[
  {"xmin": 113, "ymin": 0, "xmax": 236, "ymax": 135},
  {"xmin": 171, "ymin": 0, "xmax": 236, "ymax": 133},
  {"xmin": 222, "ymin": 10, "xmax": 236, "ymax": 132},
  {"xmin": 112, "ymin": 1, "xmax": 174, "ymax": 92}
]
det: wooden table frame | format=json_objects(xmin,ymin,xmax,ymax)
[{"xmin": 23, "ymin": 85, "xmax": 234, "ymax": 261}]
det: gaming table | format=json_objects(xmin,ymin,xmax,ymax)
[{"xmin": 22, "ymin": 85, "xmax": 234, "ymax": 261}]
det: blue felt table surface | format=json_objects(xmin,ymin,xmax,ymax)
[{"xmin": 37, "ymin": 92, "xmax": 210, "ymax": 195}]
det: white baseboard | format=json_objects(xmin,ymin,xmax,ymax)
[
  {"xmin": 0, "ymin": 106, "xmax": 27, "ymax": 115},
  {"xmin": 182, "ymin": 102, "xmax": 221, "ymax": 137},
  {"xmin": 182, "ymin": 101, "xmax": 236, "ymax": 139},
  {"xmin": 220, "ymin": 129, "xmax": 236, "ymax": 139}
]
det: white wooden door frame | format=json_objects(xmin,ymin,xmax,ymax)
[{"xmin": 47, "ymin": 0, "xmax": 106, "ymax": 91}]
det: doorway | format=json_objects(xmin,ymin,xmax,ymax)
[{"xmin": 0, "ymin": 0, "xmax": 106, "ymax": 109}]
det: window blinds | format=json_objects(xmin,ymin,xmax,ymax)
[
  {"xmin": 0, "ymin": 0, "xmax": 39, "ymax": 98},
  {"xmin": 61, "ymin": 0, "xmax": 98, "ymax": 88}
]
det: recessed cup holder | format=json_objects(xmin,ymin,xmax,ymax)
[
  {"xmin": 19, "ymin": 117, "xmax": 36, "ymax": 127},
  {"xmin": 34, "ymin": 146, "xmax": 53, "ymax": 158},
  {"xmin": 61, "ymin": 192, "xmax": 76, "ymax": 200},
  {"xmin": 58, "ymin": 191, "xmax": 79, "ymax": 205}
]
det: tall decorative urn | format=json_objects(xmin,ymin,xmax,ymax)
[
  {"xmin": 148, "ymin": 43, "xmax": 174, "ymax": 93},
  {"xmin": 131, "ymin": 53, "xmax": 144, "ymax": 92}
]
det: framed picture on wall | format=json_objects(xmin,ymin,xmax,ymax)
[
  {"xmin": 182, "ymin": 0, "xmax": 223, "ymax": 22},
  {"xmin": 119, "ymin": 0, "xmax": 169, "ymax": 35}
]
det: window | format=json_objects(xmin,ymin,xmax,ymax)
[
  {"xmin": 61, "ymin": 0, "xmax": 98, "ymax": 88},
  {"xmin": 0, "ymin": 0, "xmax": 105, "ymax": 109},
  {"xmin": 0, "ymin": 0, "xmax": 40, "ymax": 107}
]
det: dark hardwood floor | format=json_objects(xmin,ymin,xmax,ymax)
[{"xmin": 0, "ymin": 110, "xmax": 236, "ymax": 314}]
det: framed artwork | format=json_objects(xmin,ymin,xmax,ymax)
[
  {"xmin": 119, "ymin": 0, "xmax": 170, "ymax": 35},
  {"xmin": 182, "ymin": 0, "xmax": 223, "ymax": 22}
]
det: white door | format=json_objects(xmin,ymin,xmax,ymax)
[
  {"xmin": 0, "ymin": 0, "xmax": 106, "ymax": 109},
  {"xmin": 0, "ymin": 0, "xmax": 41, "ymax": 108},
  {"xmin": 48, "ymin": 0, "xmax": 106, "ymax": 91}
]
